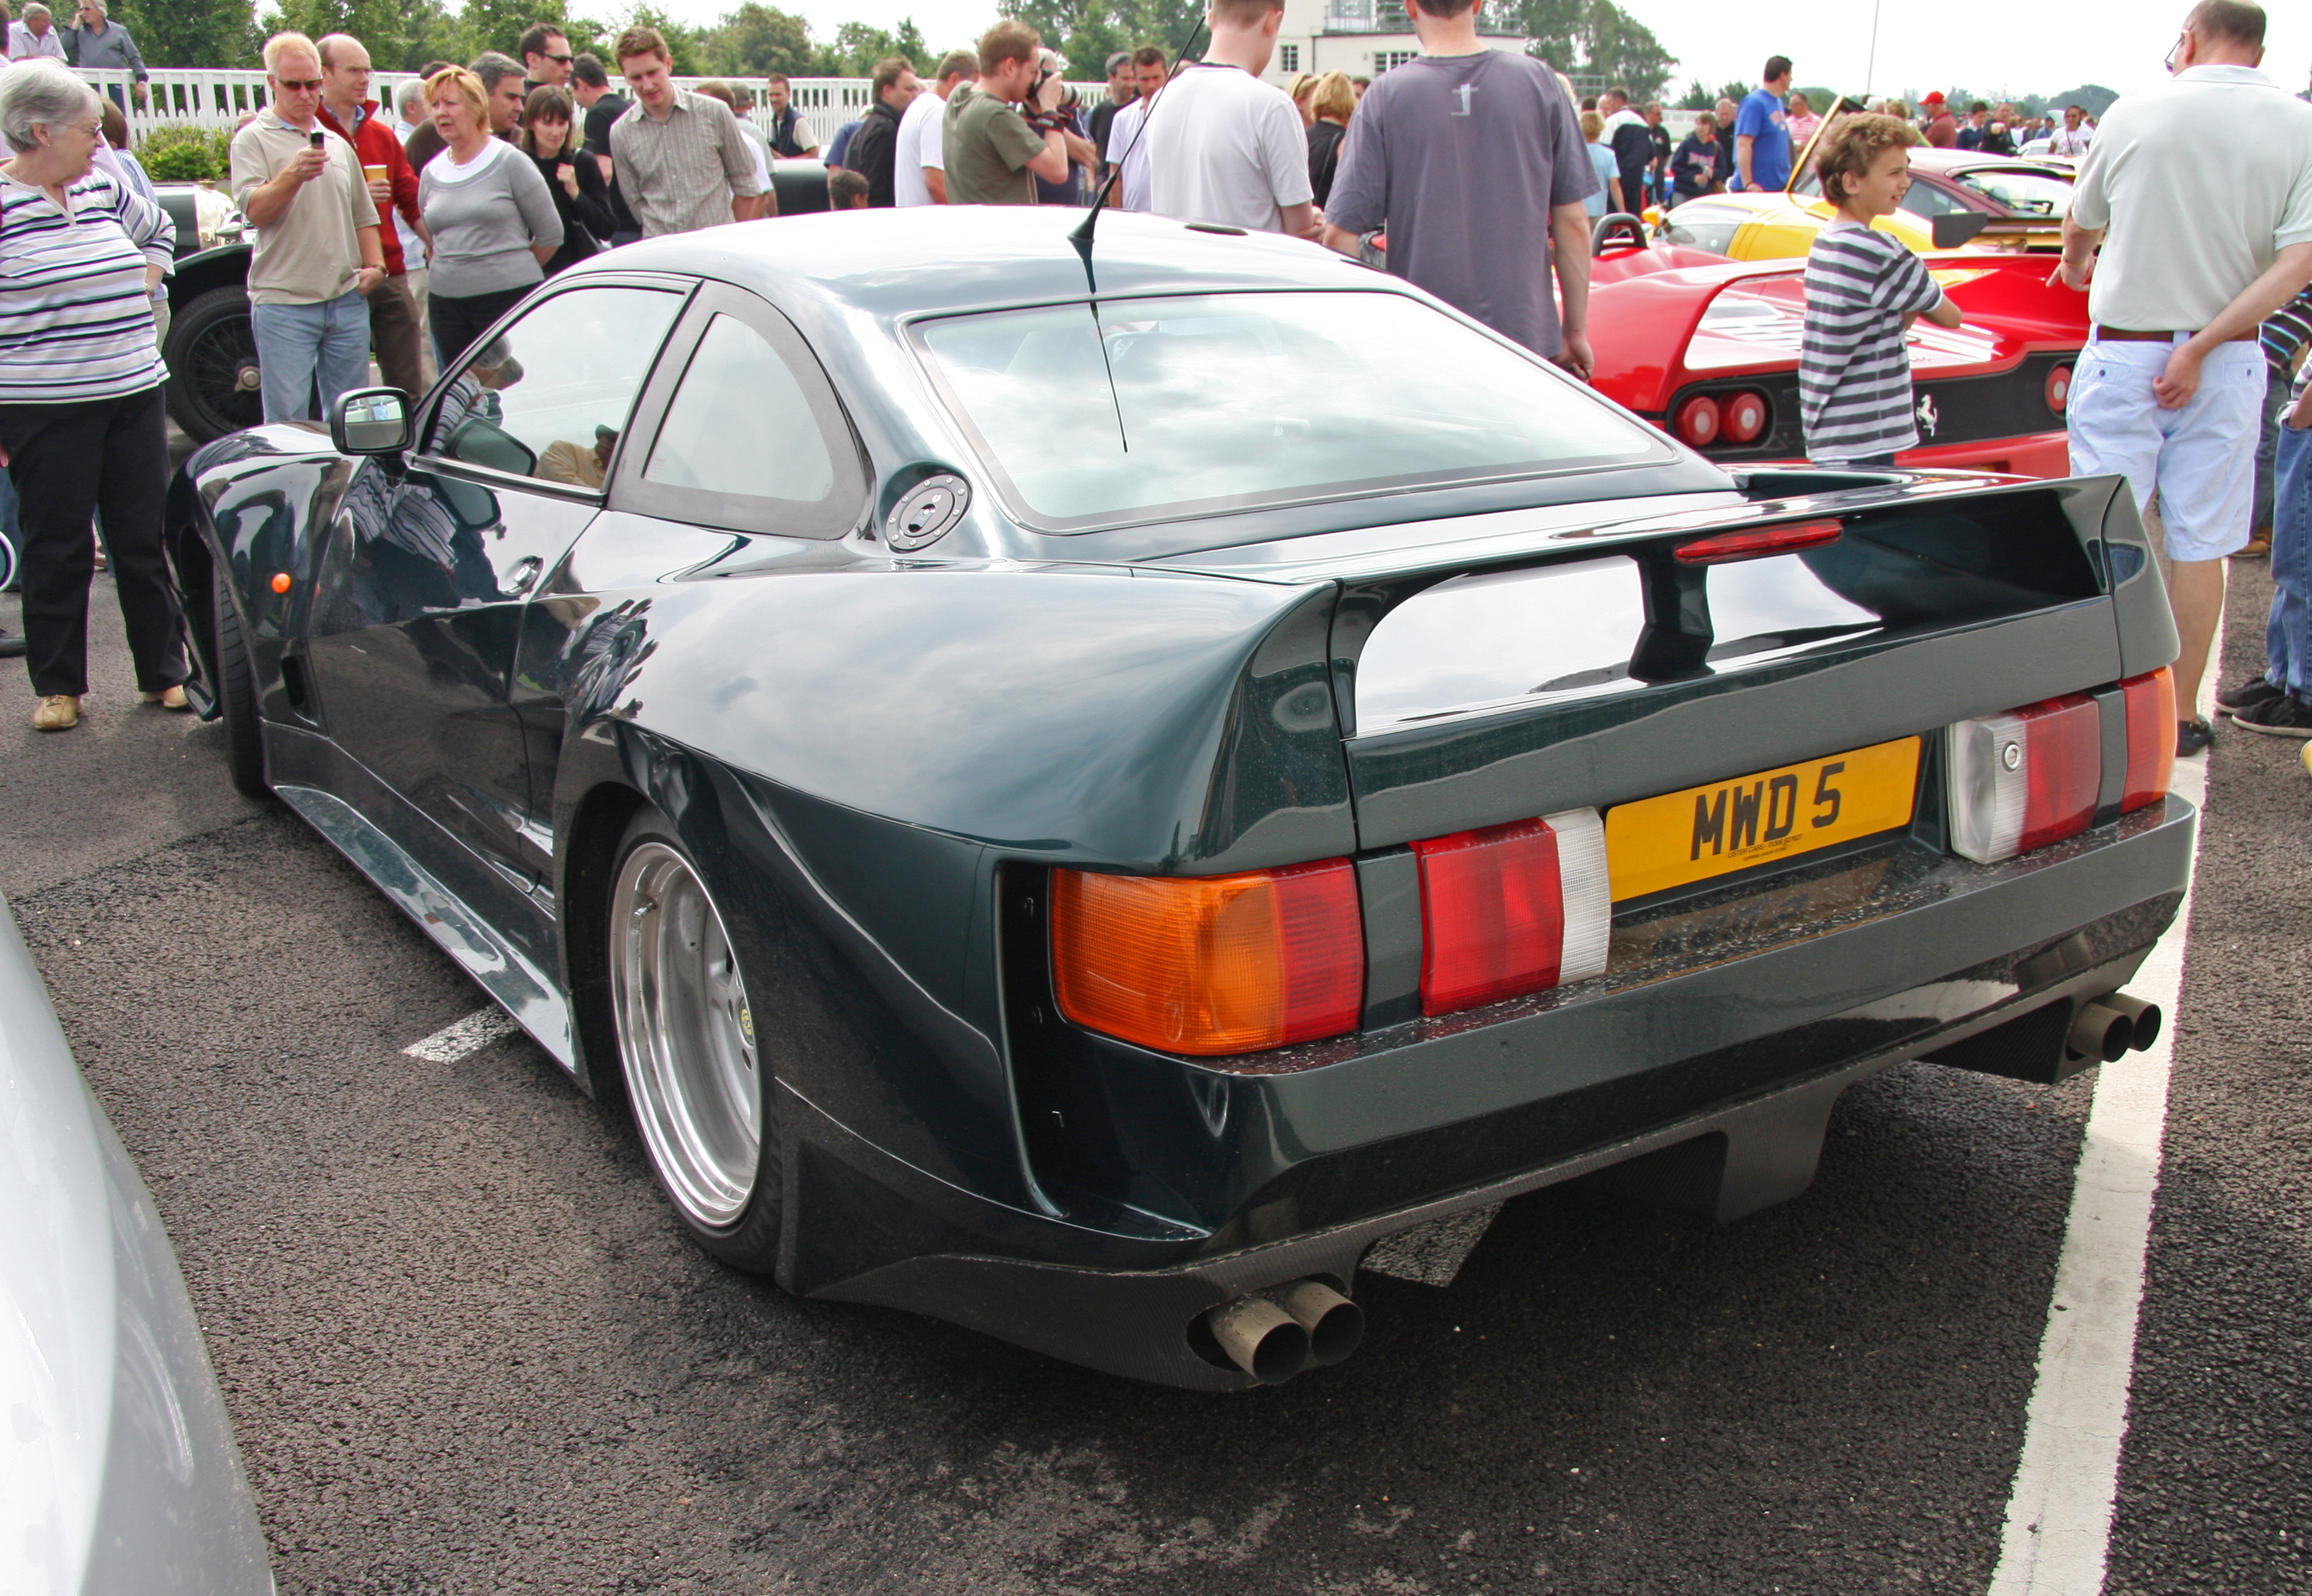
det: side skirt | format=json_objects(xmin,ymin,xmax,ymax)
[{"xmin": 275, "ymin": 782, "xmax": 576, "ymax": 1072}]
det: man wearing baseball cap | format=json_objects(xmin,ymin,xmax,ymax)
[{"xmin": 1921, "ymin": 91, "xmax": 1958, "ymax": 147}]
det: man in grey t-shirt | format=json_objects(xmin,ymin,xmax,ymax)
[{"xmin": 1320, "ymin": 0, "xmax": 1597, "ymax": 368}]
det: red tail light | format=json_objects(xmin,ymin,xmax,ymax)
[
  {"xmin": 2119, "ymin": 667, "xmax": 2175, "ymax": 812},
  {"xmin": 1674, "ymin": 518, "xmax": 1844, "ymax": 565},
  {"xmin": 1946, "ymin": 693, "xmax": 2101, "ymax": 863},
  {"xmin": 2046, "ymin": 363, "xmax": 2073, "ymax": 415},
  {"xmin": 1051, "ymin": 860, "xmax": 1363, "ymax": 1056},
  {"xmin": 1721, "ymin": 389, "xmax": 1769, "ymax": 444},
  {"xmin": 1411, "ymin": 809, "xmax": 1611, "ymax": 1016},
  {"xmin": 1674, "ymin": 395, "xmax": 1721, "ymax": 448}
]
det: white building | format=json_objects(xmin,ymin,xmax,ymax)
[{"xmin": 1265, "ymin": 0, "xmax": 1532, "ymax": 84}]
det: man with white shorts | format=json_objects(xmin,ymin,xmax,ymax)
[{"xmin": 2055, "ymin": 0, "xmax": 2312, "ymax": 754}]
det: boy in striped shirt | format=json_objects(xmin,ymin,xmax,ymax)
[{"xmin": 1798, "ymin": 115, "xmax": 1962, "ymax": 465}]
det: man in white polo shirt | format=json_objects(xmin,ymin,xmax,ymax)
[
  {"xmin": 2055, "ymin": 0, "xmax": 2312, "ymax": 755},
  {"xmin": 1145, "ymin": 0, "xmax": 1316, "ymax": 236},
  {"xmin": 896, "ymin": 50, "xmax": 976, "ymax": 205}
]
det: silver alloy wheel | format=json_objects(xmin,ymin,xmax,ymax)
[{"xmin": 609, "ymin": 840, "xmax": 762, "ymax": 1230}]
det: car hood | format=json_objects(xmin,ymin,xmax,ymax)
[{"xmin": 0, "ymin": 897, "xmax": 272, "ymax": 1595}]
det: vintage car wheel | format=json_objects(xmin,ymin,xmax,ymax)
[
  {"xmin": 164, "ymin": 286, "xmax": 262, "ymax": 444},
  {"xmin": 608, "ymin": 810, "xmax": 782, "ymax": 1267},
  {"xmin": 210, "ymin": 565, "xmax": 269, "ymax": 800}
]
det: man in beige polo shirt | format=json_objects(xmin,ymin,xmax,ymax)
[
  {"xmin": 2055, "ymin": 0, "xmax": 2312, "ymax": 754},
  {"xmin": 230, "ymin": 30, "xmax": 384, "ymax": 424}
]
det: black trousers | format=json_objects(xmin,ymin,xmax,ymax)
[
  {"xmin": 0, "ymin": 385, "xmax": 187, "ymax": 698},
  {"xmin": 428, "ymin": 284, "xmax": 531, "ymax": 375}
]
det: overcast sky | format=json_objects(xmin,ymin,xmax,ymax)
[{"xmin": 655, "ymin": 0, "xmax": 2309, "ymax": 104}]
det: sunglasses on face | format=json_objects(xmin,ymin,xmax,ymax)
[
  {"xmin": 544, "ymin": 52, "xmax": 573, "ymax": 64},
  {"xmin": 277, "ymin": 77, "xmax": 324, "ymax": 92}
]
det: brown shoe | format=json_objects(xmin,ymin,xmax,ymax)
[
  {"xmin": 2238, "ymin": 529, "xmax": 2272, "ymax": 559},
  {"xmin": 32, "ymin": 695, "xmax": 79, "ymax": 731},
  {"xmin": 139, "ymin": 684, "xmax": 190, "ymax": 711}
]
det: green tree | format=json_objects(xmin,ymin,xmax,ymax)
[
  {"xmin": 2042, "ymin": 83, "xmax": 2119, "ymax": 118},
  {"xmin": 996, "ymin": 0, "xmax": 1200, "ymax": 74},
  {"xmin": 113, "ymin": 0, "xmax": 260, "ymax": 68},
  {"xmin": 257, "ymin": 0, "xmax": 411, "ymax": 70},
  {"xmin": 697, "ymin": 2, "xmax": 813, "ymax": 75},
  {"xmin": 1716, "ymin": 79, "xmax": 1750, "ymax": 104},
  {"xmin": 1674, "ymin": 77, "xmax": 1712, "ymax": 111},
  {"xmin": 1512, "ymin": 0, "xmax": 1676, "ymax": 101},
  {"xmin": 613, "ymin": 3, "xmax": 704, "ymax": 72}
]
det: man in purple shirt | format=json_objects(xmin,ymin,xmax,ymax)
[{"xmin": 1318, "ymin": 0, "xmax": 1597, "ymax": 370}]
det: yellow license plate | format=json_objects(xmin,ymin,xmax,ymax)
[{"xmin": 1604, "ymin": 736, "xmax": 1921, "ymax": 901}]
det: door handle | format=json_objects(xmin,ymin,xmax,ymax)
[{"xmin": 505, "ymin": 556, "xmax": 544, "ymax": 596}]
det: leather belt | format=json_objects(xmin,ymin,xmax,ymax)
[{"xmin": 2093, "ymin": 324, "xmax": 2258, "ymax": 343}]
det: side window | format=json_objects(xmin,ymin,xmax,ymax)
[
  {"xmin": 1897, "ymin": 181, "xmax": 1972, "ymax": 218},
  {"xmin": 1657, "ymin": 206, "xmax": 1741, "ymax": 257},
  {"xmin": 617, "ymin": 290, "xmax": 864, "ymax": 540},
  {"xmin": 644, "ymin": 315, "xmax": 836, "ymax": 504},
  {"xmin": 424, "ymin": 285, "xmax": 684, "ymax": 489}
]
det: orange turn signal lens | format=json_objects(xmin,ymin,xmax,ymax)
[
  {"xmin": 1050, "ymin": 861, "xmax": 1364, "ymax": 1056},
  {"xmin": 270, "ymin": 571, "xmax": 293, "ymax": 593}
]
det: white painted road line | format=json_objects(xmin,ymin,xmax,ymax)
[
  {"xmin": 403, "ymin": 1007, "xmax": 520, "ymax": 1063},
  {"xmin": 1986, "ymin": 699, "xmax": 2212, "ymax": 1595}
]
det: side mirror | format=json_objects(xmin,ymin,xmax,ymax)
[{"xmin": 331, "ymin": 387, "xmax": 410, "ymax": 455}]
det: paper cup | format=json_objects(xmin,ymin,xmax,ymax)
[{"xmin": 362, "ymin": 164, "xmax": 387, "ymax": 182}]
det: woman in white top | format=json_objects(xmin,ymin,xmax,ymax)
[
  {"xmin": 0, "ymin": 63, "xmax": 186, "ymax": 731},
  {"xmin": 417, "ymin": 66, "xmax": 559, "ymax": 373}
]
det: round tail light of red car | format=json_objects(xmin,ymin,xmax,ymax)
[
  {"xmin": 1721, "ymin": 390, "xmax": 1769, "ymax": 445},
  {"xmin": 1674, "ymin": 395, "xmax": 1720, "ymax": 447},
  {"xmin": 2046, "ymin": 364, "xmax": 2073, "ymax": 415}
]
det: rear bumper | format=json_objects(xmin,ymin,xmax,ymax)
[
  {"xmin": 782, "ymin": 796, "xmax": 2194, "ymax": 1388},
  {"xmin": 1895, "ymin": 429, "xmax": 2071, "ymax": 479}
]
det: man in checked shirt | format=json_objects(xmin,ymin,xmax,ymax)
[{"xmin": 606, "ymin": 24, "xmax": 767, "ymax": 237}]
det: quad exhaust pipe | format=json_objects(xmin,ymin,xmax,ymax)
[
  {"xmin": 1206, "ymin": 1279, "xmax": 1365, "ymax": 1385},
  {"xmin": 2070, "ymin": 991, "xmax": 2162, "ymax": 1063}
]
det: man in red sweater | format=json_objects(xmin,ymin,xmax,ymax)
[{"xmin": 317, "ymin": 32, "xmax": 428, "ymax": 395}]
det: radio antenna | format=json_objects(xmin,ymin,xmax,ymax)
[{"xmin": 1069, "ymin": 10, "xmax": 1208, "ymax": 291}]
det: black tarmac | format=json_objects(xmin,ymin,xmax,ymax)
[{"xmin": 3, "ymin": 546, "xmax": 2303, "ymax": 1594}]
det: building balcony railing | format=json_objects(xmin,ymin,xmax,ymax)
[{"xmin": 1319, "ymin": 1, "xmax": 1521, "ymax": 32}]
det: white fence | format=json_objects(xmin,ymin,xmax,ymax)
[{"xmin": 86, "ymin": 66, "xmax": 1103, "ymax": 146}]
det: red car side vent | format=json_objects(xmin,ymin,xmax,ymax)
[{"xmin": 1673, "ymin": 518, "xmax": 1844, "ymax": 566}]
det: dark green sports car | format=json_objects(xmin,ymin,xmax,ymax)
[{"xmin": 164, "ymin": 206, "xmax": 2191, "ymax": 1389}]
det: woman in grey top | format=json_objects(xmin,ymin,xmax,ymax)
[{"xmin": 418, "ymin": 66, "xmax": 560, "ymax": 371}]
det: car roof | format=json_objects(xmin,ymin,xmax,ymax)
[
  {"xmin": 1906, "ymin": 150, "xmax": 2073, "ymax": 181},
  {"xmin": 562, "ymin": 206, "xmax": 1400, "ymax": 322}
]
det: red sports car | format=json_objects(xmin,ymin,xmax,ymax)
[{"xmin": 1585, "ymin": 230, "xmax": 2087, "ymax": 478}]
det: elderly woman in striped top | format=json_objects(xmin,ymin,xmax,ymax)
[{"xmin": 0, "ymin": 61, "xmax": 186, "ymax": 732}]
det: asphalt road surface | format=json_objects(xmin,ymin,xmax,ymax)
[{"xmin": 4, "ymin": 542, "xmax": 2305, "ymax": 1595}]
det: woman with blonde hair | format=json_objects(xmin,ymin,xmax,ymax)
[
  {"xmin": 1304, "ymin": 71, "xmax": 1355, "ymax": 206},
  {"xmin": 1287, "ymin": 72, "xmax": 1317, "ymax": 128},
  {"xmin": 419, "ymin": 64, "xmax": 560, "ymax": 369}
]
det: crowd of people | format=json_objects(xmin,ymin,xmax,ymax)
[{"xmin": 1, "ymin": 0, "xmax": 2310, "ymax": 766}]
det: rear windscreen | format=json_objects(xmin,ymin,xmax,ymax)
[{"xmin": 914, "ymin": 291, "xmax": 1666, "ymax": 531}]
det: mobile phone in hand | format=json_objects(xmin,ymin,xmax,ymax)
[{"xmin": 309, "ymin": 132, "xmax": 324, "ymax": 150}]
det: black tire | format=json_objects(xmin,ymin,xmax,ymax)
[
  {"xmin": 164, "ymin": 285, "xmax": 262, "ymax": 443},
  {"xmin": 607, "ymin": 806, "xmax": 782, "ymax": 1272},
  {"xmin": 211, "ymin": 564, "xmax": 269, "ymax": 800}
]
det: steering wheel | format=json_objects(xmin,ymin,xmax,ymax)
[{"xmin": 1592, "ymin": 212, "xmax": 1650, "ymax": 257}]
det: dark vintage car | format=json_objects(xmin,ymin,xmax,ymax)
[
  {"xmin": 150, "ymin": 161, "xmax": 834, "ymax": 445},
  {"xmin": 153, "ymin": 181, "xmax": 259, "ymax": 444},
  {"xmin": 163, "ymin": 206, "xmax": 2191, "ymax": 1390}
]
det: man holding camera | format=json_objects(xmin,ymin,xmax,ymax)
[
  {"xmin": 944, "ymin": 21, "xmax": 1073, "ymax": 206},
  {"xmin": 231, "ymin": 30, "xmax": 385, "ymax": 424}
]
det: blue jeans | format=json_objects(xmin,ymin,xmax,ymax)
[
  {"xmin": 2253, "ymin": 360, "xmax": 2286, "ymax": 533},
  {"xmin": 2266, "ymin": 419, "xmax": 2312, "ymax": 696},
  {"xmin": 251, "ymin": 290, "xmax": 371, "ymax": 424}
]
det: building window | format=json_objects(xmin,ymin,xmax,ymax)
[
  {"xmin": 1376, "ymin": 50, "xmax": 1418, "ymax": 72},
  {"xmin": 1278, "ymin": 43, "xmax": 1300, "ymax": 73}
]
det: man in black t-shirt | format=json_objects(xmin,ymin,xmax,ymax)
[
  {"xmin": 1087, "ymin": 50, "xmax": 1134, "ymax": 182},
  {"xmin": 573, "ymin": 52, "xmax": 640, "ymax": 243}
]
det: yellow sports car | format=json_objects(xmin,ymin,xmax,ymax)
[{"xmin": 1649, "ymin": 133, "xmax": 2072, "ymax": 264}]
